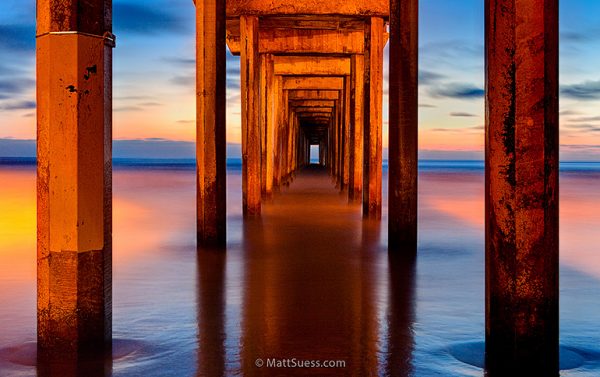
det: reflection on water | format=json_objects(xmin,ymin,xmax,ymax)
[
  {"xmin": 1, "ymin": 163, "xmax": 600, "ymax": 376},
  {"xmin": 197, "ymin": 249, "xmax": 226, "ymax": 377}
]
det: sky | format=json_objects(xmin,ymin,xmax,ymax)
[{"xmin": 1, "ymin": 0, "xmax": 600, "ymax": 160}]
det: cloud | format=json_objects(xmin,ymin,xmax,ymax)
[
  {"xmin": 450, "ymin": 112, "xmax": 478, "ymax": 117},
  {"xmin": 170, "ymin": 74, "xmax": 240, "ymax": 90},
  {"xmin": 420, "ymin": 40, "xmax": 484, "ymax": 69},
  {"xmin": 560, "ymin": 28, "xmax": 600, "ymax": 44},
  {"xmin": 419, "ymin": 70, "xmax": 445, "ymax": 85},
  {"xmin": 114, "ymin": 106, "xmax": 142, "ymax": 112},
  {"xmin": 560, "ymin": 110, "xmax": 581, "ymax": 117},
  {"xmin": 429, "ymin": 84, "xmax": 485, "ymax": 99},
  {"xmin": 138, "ymin": 102, "xmax": 163, "ymax": 107},
  {"xmin": 0, "ymin": 77, "xmax": 35, "ymax": 97},
  {"xmin": 564, "ymin": 123, "xmax": 600, "ymax": 133},
  {"xmin": 0, "ymin": 24, "xmax": 35, "ymax": 52},
  {"xmin": 430, "ymin": 125, "xmax": 483, "ymax": 133},
  {"xmin": 0, "ymin": 100, "xmax": 36, "ymax": 111},
  {"xmin": 162, "ymin": 57, "xmax": 195, "ymax": 66},
  {"xmin": 114, "ymin": 95, "xmax": 156, "ymax": 101},
  {"xmin": 165, "ymin": 49, "xmax": 240, "ymax": 92},
  {"xmin": 419, "ymin": 103, "xmax": 437, "ymax": 108},
  {"xmin": 570, "ymin": 116, "xmax": 600, "ymax": 123},
  {"xmin": 170, "ymin": 74, "xmax": 194, "ymax": 87},
  {"xmin": 561, "ymin": 80, "xmax": 600, "ymax": 100},
  {"xmin": 113, "ymin": 2, "xmax": 189, "ymax": 35},
  {"xmin": 113, "ymin": 101, "xmax": 163, "ymax": 112}
]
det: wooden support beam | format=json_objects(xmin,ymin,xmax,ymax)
[
  {"xmin": 363, "ymin": 17, "xmax": 384, "ymax": 219},
  {"xmin": 333, "ymin": 102, "xmax": 340, "ymax": 181},
  {"xmin": 294, "ymin": 107, "xmax": 334, "ymax": 113},
  {"xmin": 281, "ymin": 106, "xmax": 289, "ymax": 184},
  {"xmin": 197, "ymin": 0, "xmax": 226, "ymax": 246},
  {"xmin": 226, "ymin": 0, "xmax": 389, "ymax": 17},
  {"xmin": 259, "ymin": 54, "xmax": 268, "ymax": 195},
  {"xmin": 260, "ymin": 16, "xmax": 368, "ymax": 30},
  {"xmin": 288, "ymin": 90, "xmax": 340, "ymax": 100},
  {"xmin": 292, "ymin": 114, "xmax": 298, "ymax": 173},
  {"xmin": 274, "ymin": 56, "xmax": 351, "ymax": 76},
  {"xmin": 258, "ymin": 28, "xmax": 365, "ymax": 54},
  {"xmin": 273, "ymin": 76, "xmax": 283, "ymax": 189},
  {"xmin": 225, "ymin": 18, "xmax": 374, "ymax": 55},
  {"xmin": 337, "ymin": 101, "xmax": 343, "ymax": 187},
  {"xmin": 36, "ymin": 0, "xmax": 113, "ymax": 352},
  {"xmin": 485, "ymin": 0, "xmax": 559, "ymax": 375},
  {"xmin": 388, "ymin": 0, "xmax": 418, "ymax": 249},
  {"xmin": 265, "ymin": 54, "xmax": 275, "ymax": 197},
  {"xmin": 283, "ymin": 76, "xmax": 345, "ymax": 90},
  {"xmin": 349, "ymin": 54, "xmax": 364, "ymax": 203},
  {"xmin": 241, "ymin": 15, "xmax": 261, "ymax": 216},
  {"xmin": 289, "ymin": 100, "xmax": 336, "ymax": 108},
  {"xmin": 297, "ymin": 112, "xmax": 332, "ymax": 118},
  {"xmin": 343, "ymin": 75, "xmax": 351, "ymax": 190}
]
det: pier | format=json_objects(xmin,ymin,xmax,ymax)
[{"xmin": 35, "ymin": 0, "xmax": 559, "ymax": 374}]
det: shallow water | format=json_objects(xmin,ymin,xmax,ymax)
[{"xmin": 1, "ymin": 162, "xmax": 599, "ymax": 376}]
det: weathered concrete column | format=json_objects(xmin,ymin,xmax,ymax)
[
  {"xmin": 259, "ymin": 54, "xmax": 268, "ymax": 195},
  {"xmin": 288, "ymin": 113, "xmax": 295, "ymax": 178},
  {"xmin": 283, "ymin": 108, "xmax": 290, "ymax": 183},
  {"xmin": 241, "ymin": 15, "xmax": 261, "ymax": 216},
  {"xmin": 485, "ymin": 0, "xmax": 559, "ymax": 374},
  {"xmin": 264, "ymin": 54, "xmax": 275, "ymax": 197},
  {"xmin": 36, "ymin": 0, "xmax": 113, "ymax": 351},
  {"xmin": 388, "ymin": 0, "xmax": 418, "ymax": 249},
  {"xmin": 273, "ymin": 75, "xmax": 283, "ymax": 189},
  {"xmin": 363, "ymin": 18, "xmax": 384, "ymax": 219},
  {"xmin": 343, "ymin": 76, "xmax": 351, "ymax": 191},
  {"xmin": 196, "ymin": 0, "xmax": 226, "ymax": 246},
  {"xmin": 319, "ymin": 140, "xmax": 326, "ymax": 166},
  {"xmin": 292, "ymin": 115, "xmax": 298, "ymax": 174},
  {"xmin": 349, "ymin": 55, "xmax": 364, "ymax": 203},
  {"xmin": 335, "ymin": 101, "xmax": 341, "ymax": 186}
]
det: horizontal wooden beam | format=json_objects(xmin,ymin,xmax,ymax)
[
  {"xmin": 297, "ymin": 112, "xmax": 332, "ymax": 117},
  {"xmin": 274, "ymin": 56, "xmax": 351, "ymax": 76},
  {"xmin": 290, "ymin": 100, "xmax": 336, "ymax": 108},
  {"xmin": 226, "ymin": 1, "xmax": 389, "ymax": 17},
  {"xmin": 259, "ymin": 28, "xmax": 364, "ymax": 54},
  {"xmin": 288, "ymin": 90, "xmax": 340, "ymax": 100},
  {"xmin": 293, "ymin": 106, "xmax": 334, "ymax": 113},
  {"xmin": 283, "ymin": 76, "xmax": 345, "ymax": 90},
  {"xmin": 261, "ymin": 16, "xmax": 365, "ymax": 30}
]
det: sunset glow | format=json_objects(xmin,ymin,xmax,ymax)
[{"xmin": 2, "ymin": 1, "xmax": 600, "ymax": 158}]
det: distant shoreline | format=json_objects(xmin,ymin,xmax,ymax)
[{"xmin": 2, "ymin": 157, "xmax": 600, "ymax": 173}]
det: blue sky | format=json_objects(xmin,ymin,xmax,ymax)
[{"xmin": 1, "ymin": 0, "xmax": 599, "ymax": 160}]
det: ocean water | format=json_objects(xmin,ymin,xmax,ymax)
[{"xmin": 0, "ymin": 161, "xmax": 599, "ymax": 376}]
